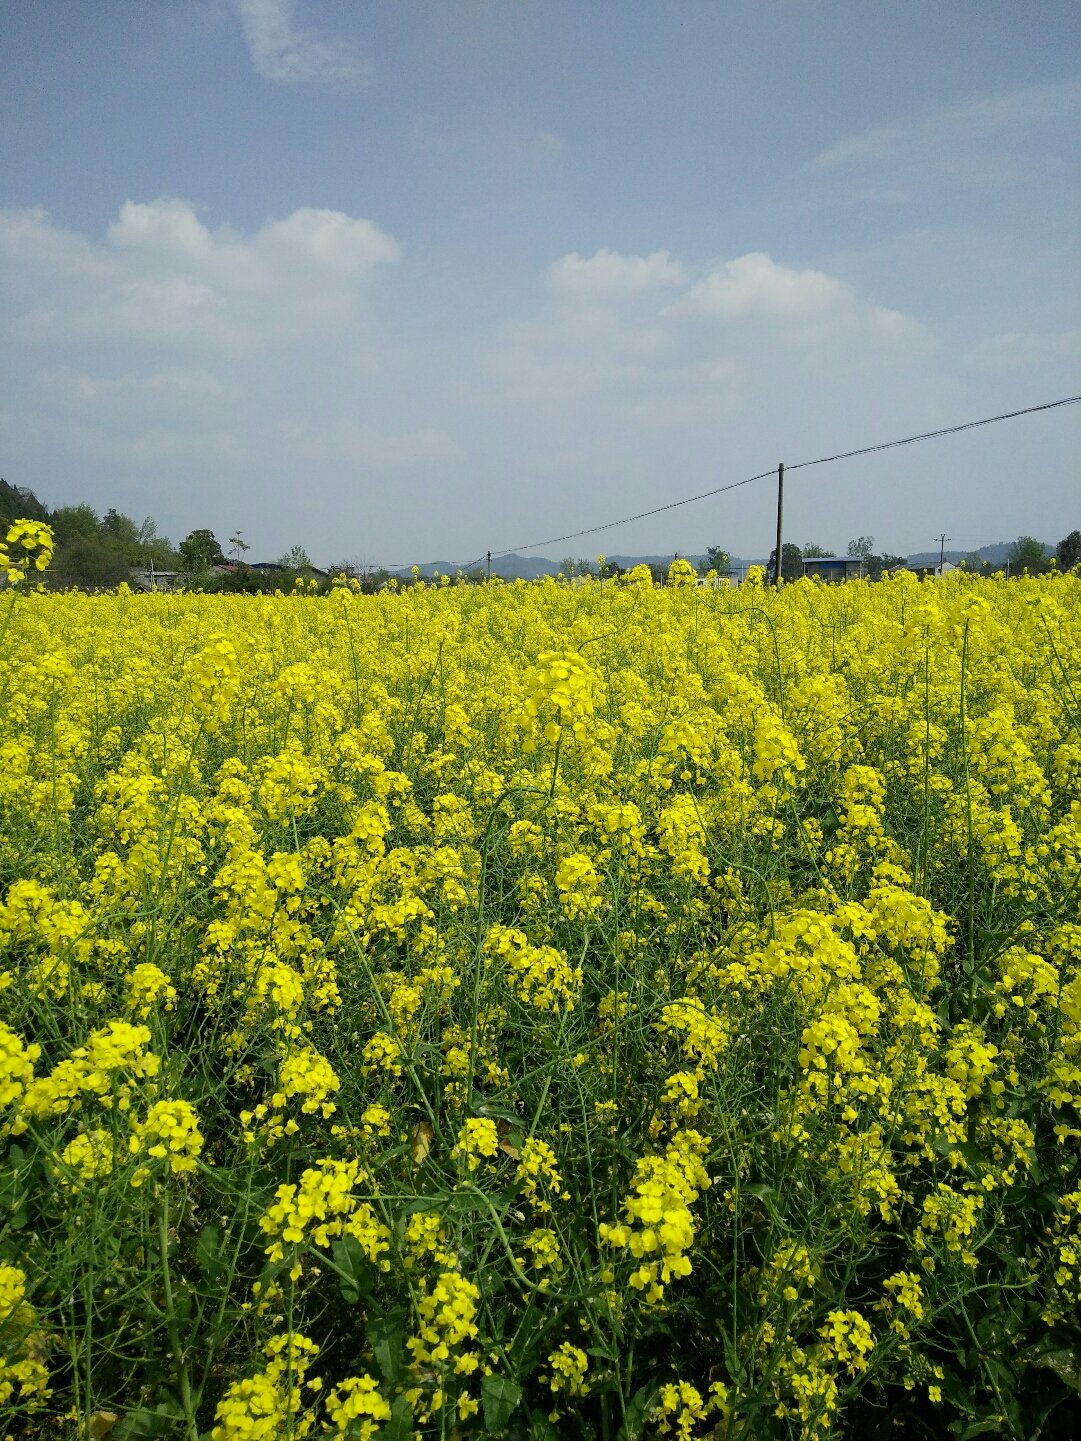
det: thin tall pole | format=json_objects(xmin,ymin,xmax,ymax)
[
  {"xmin": 774, "ymin": 462, "xmax": 785, "ymax": 584},
  {"xmin": 935, "ymin": 533, "xmax": 950, "ymax": 574},
  {"xmin": 486, "ymin": 550, "xmax": 491, "ymax": 582}
]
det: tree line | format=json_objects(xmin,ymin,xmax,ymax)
[
  {"xmin": 0, "ymin": 480, "xmax": 338, "ymax": 592},
  {"xmin": 758, "ymin": 533, "xmax": 1080, "ymax": 583}
]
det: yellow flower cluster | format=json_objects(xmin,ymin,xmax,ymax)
[
  {"xmin": 259, "ymin": 1157, "xmax": 390, "ymax": 1278},
  {"xmin": 545, "ymin": 1340, "xmax": 589, "ymax": 1418},
  {"xmin": 211, "ymin": 1332, "xmax": 320, "ymax": 1440},
  {"xmin": 129, "ymin": 1097, "xmax": 204, "ymax": 1179},
  {"xmin": 0, "ymin": 518, "xmax": 53, "ymax": 585},
  {"xmin": 0, "ymin": 1263, "xmax": 50, "ymax": 1409},
  {"xmin": 19, "ymin": 1020, "xmax": 160, "ymax": 1120},
  {"xmin": 599, "ymin": 1129, "xmax": 711, "ymax": 1303}
]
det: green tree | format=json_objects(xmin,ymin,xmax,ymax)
[
  {"xmin": 50, "ymin": 537, "xmax": 132, "ymax": 589},
  {"xmin": 706, "ymin": 545, "xmax": 731, "ymax": 573},
  {"xmin": 134, "ymin": 518, "xmax": 176, "ymax": 571},
  {"xmin": 868, "ymin": 552, "xmax": 906, "ymax": 580},
  {"xmin": 847, "ymin": 535, "xmax": 875, "ymax": 560},
  {"xmin": 179, "ymin": 529, "xmax": 225, "ymax": 574},
  {"xmin": 1007, "ymin": 535, "xmax": 1048, "ymax": 576},
  {"xmin": 102, "ymin": 508, "xmax": 142, "ymax": 559},
  {"xmin": 558, "ymin": 557, "xmax": 593, "ymax": 578},
  {"xmin": 801, "ymin": 542, "xmax": 831, "ymax": 558},
  {"xmin": 277, "ymin": 544, "xmax": 314, "ymax": 572},
  {"xmin": 52, "ymin": 504, "xmax": 102, "ymax": 546},
  {"xmin": 1056, "ymin": 529, "xmax": 1081, "ymax": 571},
  {"xmin": 0, "ymin": 478, "xmax": 49, "ymax": 526},
  {"xmin": 768, "ymin": 543, "xmax": 804, "ymax": 583},
  {"xmin": 229, "ymin": 531, "xmax": 251, "ymax": 565}
]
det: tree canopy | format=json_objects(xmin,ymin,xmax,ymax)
[
  {"xmin": 277, "ymin": 544, "xmax": 315, "ymax": 572},
  {"xmin": 767, "ymin": 543, "xmax": 804, "ymax": 583},
  {"xmin": 179, "ymin": 529, "xmax": 226, "ymax": 573},
  {"xmin": 1008, "ymin": 536, "xmax": 1048, "ymax": 575}
]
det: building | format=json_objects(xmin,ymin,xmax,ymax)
[
  {"xmin": 130, "ymin": 568, "xmax": 182, "ymax": 593},
  {"xmin": 801, "ymin": 556, "xmax": 863, "ymax": 583}
]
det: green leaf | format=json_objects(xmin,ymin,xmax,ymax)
[
  {"xmin": 1030, "ymin": 1347, "xmax": 1081, "ymax": 1395},
  {"xmin": 482, "ymin": 1374, "xmax": 523, "ymax": 1432},
  {"xmin": 331, "ymin": 1234, "xmax": 375, "ymax": 1304},
  {"xmin": 366, "ymin": 1308, "xmax": 406, "ymax": 1386},
  {"xmin": 401, "ymin": 1192, "xmax": 451, "ymax": 1215},
  {"xmin": 196, "ymin": 1224, "xmax": 225, "ymax": 1282},
  {"xmin": 445, "ymin": 1188, "xmax": 494, "ymax": 1216},
  {"xmin": 616, "ymin": 1382, "xmax": 657, "ymax": 1441},
  {"xmin": 0, "ymin": 1144, "xmax": 33, "ymax": 1229},
  {"xmin": 956, "ymin": 1420, "xmax": 1008, "ymax": 1440},
  {"xmin": 529, "ymin": 1410, "xmax": 561, "ymax": 1440},
  {"xmin": 470, "ymin": 1095, "xmax": 522, "ymax": 1125},
  {"xmin": 114, "ymin": 1403, "xmax": 186, "ymax": 1440},
  {"xmin": 380, "ymin": 1393, "xmax": 415, "ymax": 1441}
]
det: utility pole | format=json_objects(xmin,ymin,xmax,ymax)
[
  {"xmin": 486, "ymin": 550, "xmax": 491, "ymax": 582},
  {"xmin": 774, "ymin": 463, "xmax": 785, "ymax": 584},
  {"xmin": 934, "ymin": 533, "xmax": 950, "ymax": 575}
]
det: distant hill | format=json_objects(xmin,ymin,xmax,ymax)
[
  {"xmin": 401, "ymin": 542, "xmax": 1051, "ymax": 580},
  {"xmin": 406, "ymin": 552, "xmax": 765, "ymax": 580},
  {"xmin": 904, "ymin": 541, "xmax": 1048, "ymax": 568}
]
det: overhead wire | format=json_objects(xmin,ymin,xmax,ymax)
[{"xmin": 371, "ymin": 393, "xmax": 1081, "ymax": 571}]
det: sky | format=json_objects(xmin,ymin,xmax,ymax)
[{"xmin": 1, "ymin": 1, "xmax": 1078, "ymax": 569}]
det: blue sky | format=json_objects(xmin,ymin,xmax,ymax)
[{"xmin": 1, "ymin": 1, "xmax": 1078, "ymax": 566}]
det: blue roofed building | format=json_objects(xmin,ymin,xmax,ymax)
[{"xmin": 801, "ymin": 556, "xmax": 864, "ymax": 583}]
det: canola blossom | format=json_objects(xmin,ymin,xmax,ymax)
[{"xmin": 0, "ymin": 543, "xmax": 1080, "ymax": 1437}]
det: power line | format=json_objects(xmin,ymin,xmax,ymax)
[
  {"xmin": 785, "ymin": 395, "xmax": 1081, "ymax": 474},
  {"xmin": 375, "ymin": 393, "xmax": 1081, "ymax": 570},
  {"xmin": 482, "ymin": 469, "xmax": 778, "ymax": 563}
]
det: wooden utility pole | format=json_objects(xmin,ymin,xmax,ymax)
[
  {"xmin": 935, "ymin": 533, "xmax": 951, "ymax": 574},
  {"xmin": 774, "ymin": 462, "xmax": 785, "ymax": 584},
  {"xmin": 486, "ymin": 550, "xmax": 492, "ymax": 582}
]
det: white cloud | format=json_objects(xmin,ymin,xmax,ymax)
[
  {"xmin": 679, "ymin": 252, "xmax": 850, "ymax": 319},
  {"xmin": 492, "ymin": 248, "xmax": 926, "ymax": 410},
  {"xmin": 809, "ymin": 80, "xmax": 1080, "ymax": 177},
  {"xmin": 257, "ymin": 208, "xmax": 400, "ymax": 276},
  {"xmin": 547, "ymin": 247, "xmax": 686, "ymax": 296},
  {"xmin": 673, "ymin": 252, "xmax": 920, "ymax": 349},
  {"xmin": 233, "ymin": 0, "xmax": 370, "ymax": 88},
  {"xmin": 109, "ymin": 199, "xmax": 398, "ymax": 284},
  {"xmin": 0, "ymin": 199, "xmax": 400, "ymax": 349}
]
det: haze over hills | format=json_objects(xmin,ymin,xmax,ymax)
[{"xmin": 404, "ymin": 542, "xmax": 1047, "ymax": 579}]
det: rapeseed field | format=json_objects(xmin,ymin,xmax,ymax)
[{"xmin": 1, "ymin": 520, "xmax": 1079, "ymax": 1439}]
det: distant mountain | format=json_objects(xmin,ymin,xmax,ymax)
[
  {"xmin": 405, "ymin": 552, "xmax": 765, "ymax": 580},
  {"xmin": 406, "ymin": 555, "xmax": 559, "ymax": 579},
  {"xmin": 402, "ymin": 542, "xmax": 1049, "ymax": 580},
  {"xmin": 904, "ymin": 542, "xmax": 1048, "ymax": 568}
]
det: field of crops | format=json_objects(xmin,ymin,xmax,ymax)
[{"xmin": 1, "ymin": 529, "xmax": 1079, "ymax": 1440}]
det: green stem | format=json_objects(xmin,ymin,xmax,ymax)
[{"xmin": 158, "ymin": 1187, "xmax": 200, "ymax": 1441}]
